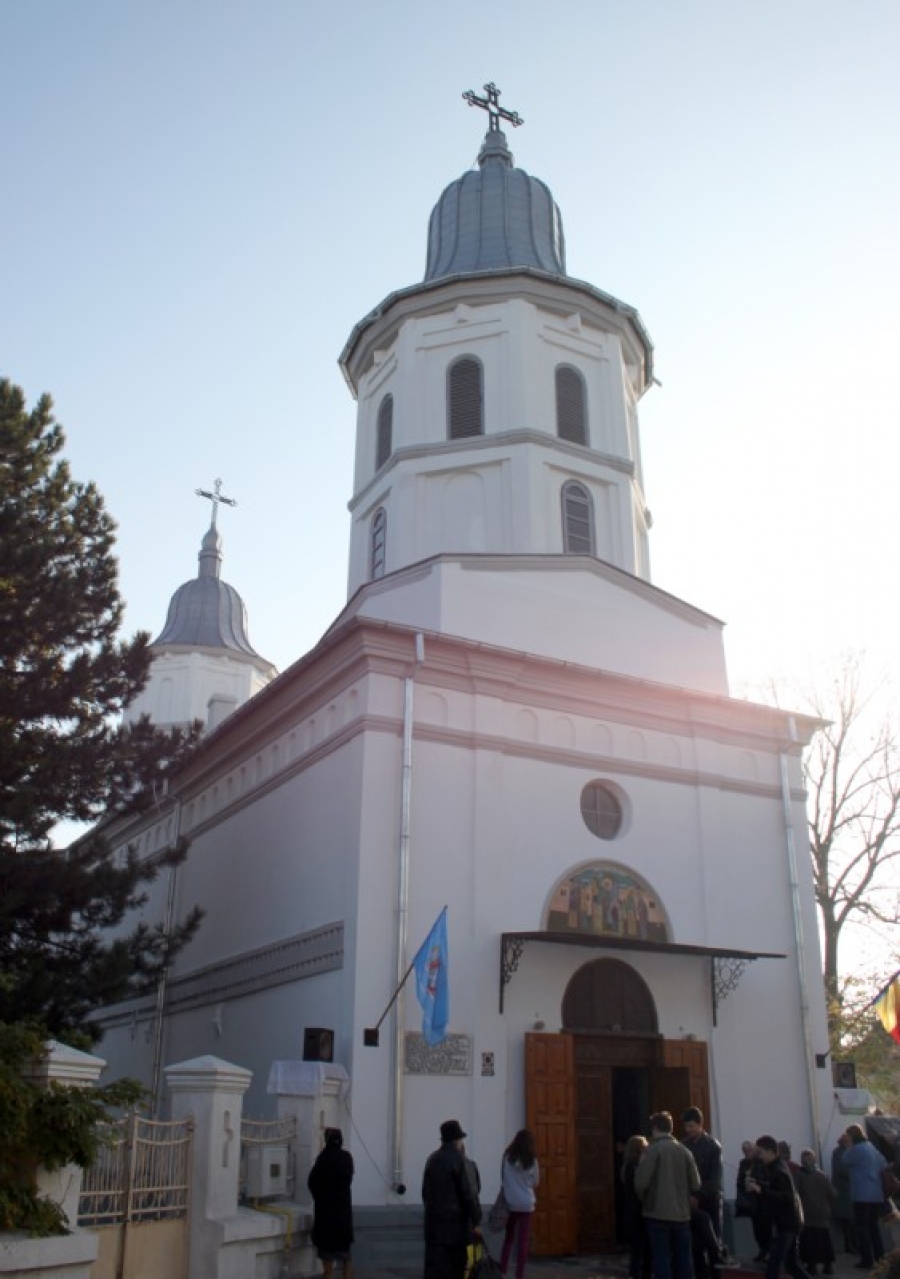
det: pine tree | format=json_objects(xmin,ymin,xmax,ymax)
[{"xmin": 0, "ymin": 377, "xmax": 202, "ymax": 1040}]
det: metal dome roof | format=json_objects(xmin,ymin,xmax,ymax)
[
  {"xmin": 424, "ymin": 127, "xmax": 566, "ymax": 282},
  {"xmin": 153, "ymin": 525, "xmax": 270, "ymax": 668}
]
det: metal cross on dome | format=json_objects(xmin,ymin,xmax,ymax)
[
  {"xmin": 195, "ymin": 477, "xmax": 237, "ymax": 529},
  {"xmin": 462, "ymin": 82, "xmax": 523, "ymax": 132}
]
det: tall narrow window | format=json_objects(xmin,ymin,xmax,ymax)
[
  {"xmin": 448, "ymin": 356, "xmax": 484, "ymax": 439},
  {"xmin": 376, "ymin": 394, "xmax": 393, "ymax": 470},
  {"xmin": 556, "ymin": 365, "xmax": 587, "ymax": 445},
  {"xmin": 562, "ymin": 481, "xmax": 595, "ymax": 555},
  {"xmin": 370, "ymin": 507, "xmax": 387, "ymax": 580}
]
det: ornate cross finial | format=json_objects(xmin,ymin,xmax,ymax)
[
  {"xmin": 462, "ymin": 82, "xmax": 523, "ymax": 133},
  {"xmin": 195, "ymin": 477, "xmax": 237, "ymax": 529}
]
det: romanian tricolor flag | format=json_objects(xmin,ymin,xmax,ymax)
[{"xmin": 874, "ymin": 977, "xmax": 900, "ymax": 1045}]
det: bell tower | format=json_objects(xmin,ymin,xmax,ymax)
[{"xmin": 340, "ymin": 85, "xmax": 655, "ymax": 600}]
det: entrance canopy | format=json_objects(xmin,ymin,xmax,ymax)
[{"xmin": 499, "ymin": 930, "xmax": 785, "ymax": 1020}]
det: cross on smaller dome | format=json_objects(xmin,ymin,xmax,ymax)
[{"xmin": 462, "ymin": 82, "xmax": 523, "ymax": 132}]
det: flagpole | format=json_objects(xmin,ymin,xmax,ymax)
[
  {"xmin": 365, "ymin": 905, "xmax": 449, "ymax": 1042},
  {"xmin": 365, "ymin": 955, "xmax": 418, "ymax": 1038}
]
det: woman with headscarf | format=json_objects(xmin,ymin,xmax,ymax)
[
  {"xmin": 308, "ymin": 1127, "xmax": 355, "ymax": 1279},
  {"xmin": 796, "ymin": 1149, "xmax": 836, "ymax": 1275}
]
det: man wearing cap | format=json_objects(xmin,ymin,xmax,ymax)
[{"xmin": 422, "ymin": 1119, "xmax": 483, "ymax": 1279}]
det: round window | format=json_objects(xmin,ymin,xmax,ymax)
[{"xmin": 580, "ymin": 781, "xmax": 623, "ymax": 840}]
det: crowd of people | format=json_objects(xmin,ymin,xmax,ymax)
[
  {"xmin": 623, "ymin": 1113, "xmax": 899, "ymax": 1279},
  {"xmin": 306, "ymin": 1112, "xmax": 899, "ymax": 1279}
]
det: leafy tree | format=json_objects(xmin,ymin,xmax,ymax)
[
  {"xmin": 0, "ymin": 377, "xmax": 202, "ymax": 1039},
  {"xmin": 0, "ymin": 378, "xmax": 203, "ymax": 1231},
  {"xmin": 2, "ymin": 378, "xmax": 171, "ymax": 850},
  {"xmin": 828, "ymin": 975, "xmax": 900, "ymax": 1113},
  {"xmin": 0, "ymin": 1022, "xmax": 143, "ymax": 1235}
]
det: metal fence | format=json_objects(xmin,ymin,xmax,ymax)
[{"xmin": 78, "ymin": 1113, "xmax": 193, "ymax": 1227}]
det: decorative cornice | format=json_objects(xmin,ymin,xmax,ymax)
[
  {"xmin": 347, "ymin": 431, "xmax": 636, "ymax": 515},
  {"xmin": 340, "ymin": 269, "xmax": 654, "ymax": 397},
  {"xmin": 96, "ymin": 614, "xmax": 819, "ymax": 855},
  {"xmin": 94, "ymin": 923, "xmax": 344, "ymax": 1028}
]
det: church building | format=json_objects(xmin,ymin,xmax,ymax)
[{"xmin": 95, "ymin": 86, "xmax": 833, "ymax": 1254}]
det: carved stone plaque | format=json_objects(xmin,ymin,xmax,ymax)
[{"xmin": 404, "ymin": 1033, "xmax": 472, "ymax": 1075}]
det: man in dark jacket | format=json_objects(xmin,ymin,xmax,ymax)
[
  {"xmin": 422, "ymin": 1119, "xmax": 483, "ymax": 1279},
  {"xmin": 681, "ymin": 1107, "xmax": 728, "ymax": 1278},
  {"xmin": 747, "ymin": 1134, "xmax": 812, "ymax": 1279}
]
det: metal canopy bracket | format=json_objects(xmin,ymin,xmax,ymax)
[{"xmin": 711, "ymin": 955, "xmax": 752, "ymax": 1025}]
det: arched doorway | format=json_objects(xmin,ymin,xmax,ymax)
[
  {"xmin": 524, "ymin": 866, "xmax": 711, "ymax": 1256},
  {"xmin": 560, "ymin": 959, "xmax": 696, "ymax": 1254},
  {"xmin": 562, "ymin": 957, "xmax": 658, "ymax": 1034}
]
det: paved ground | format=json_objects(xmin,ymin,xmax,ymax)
[{"xmin": 355, "ymin": 1242, "xmax": 875, "ymax": 1279}]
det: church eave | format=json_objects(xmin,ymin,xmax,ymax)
[
  {"xmin": 340, "ymin": 549, "xmax": 725, "ymax": 632},
  {"xmin": 137, "ymin": 607, "xmax": 821, "ymax": 798},
  {"xmin": 339, "ymin": 268, "xmax": 654, "ymax": 397},
  {"xmin": 91, "ymin": 611, "xmax": 822, "ymax": 857}
]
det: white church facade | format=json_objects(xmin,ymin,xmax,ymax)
[{"xmin": 94, "ymin": 88, "xmax": 833, "ymax": 1255}]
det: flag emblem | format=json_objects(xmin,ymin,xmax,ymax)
[{"xmin": 414, "ymin": 907, "xmax": 449, "ymax": 1046}]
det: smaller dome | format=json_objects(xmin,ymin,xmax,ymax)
[
  {"xmin": 153, "ymin": 524, "xmax": 270, "ymax": 670},
  {"xmin": 424, "ymin": 128, "xmax": 566, "ymax": 282}
]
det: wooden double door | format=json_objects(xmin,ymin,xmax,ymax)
[{"xmin": 525, "ymin": 1031, "xmax": 710, "ymax": 1256}]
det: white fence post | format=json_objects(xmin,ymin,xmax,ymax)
[
  {"xmin": 165, "ymin": 1055, "xmax": 251, "ymax": 1279},
  {"xmin": 23, "ymin": 1040, "xmax": 108, "ymax": 1228},
  {"xmin": 0, "ymin": 1041, "xmax": 106, "ymax": 1279}
]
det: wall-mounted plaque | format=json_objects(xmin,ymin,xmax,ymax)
[{"xmin": 405, "ymin": 1033, "xmax": 472, "ymax": 1076}]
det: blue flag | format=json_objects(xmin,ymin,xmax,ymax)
[{"xmin": 413, "ymin": 907, "xmax": 449, "ymax": 1046}]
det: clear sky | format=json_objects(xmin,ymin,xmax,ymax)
[{"xmin": 3, "ymin": 0, "xmax": 899, "ymax": 702}]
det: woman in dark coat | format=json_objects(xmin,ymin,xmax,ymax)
[
  {"xmin": 796, "ymin": 1149, "xmax": 836, "ymax": 1275},
  {"xmin": 308, "ymin": 1127, "xmax": 355, "ymax": 1279}
]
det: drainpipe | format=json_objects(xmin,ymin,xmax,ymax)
[
  {"xmin": 392, "ymin": 632, "xmax": 424, "ymax": 1193},
  {"xmin": 151, "ymin": 795, "xmax": 182, "ymax": 1115},
  {"xmin": 779, "ymin": 721, "xmax": 821, "ymax": 1146}
]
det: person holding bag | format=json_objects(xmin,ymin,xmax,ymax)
[{"xmin": 498, "ymin": 1129, "xmax": 539, "ymax": 1279}]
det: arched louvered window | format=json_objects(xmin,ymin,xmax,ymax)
[
  {"xmin": 448, "ymin": 357, "xmax": 484, "ymax": 439},
  {"xmin": 556, "ymin": 365, "xmax": 587, "ymax": 445},
  {"xmin": 561, "ymin": 481, "xmax": 595, "ymax": 555},
  {"xmin": 376, "ymin": 394, "xmax": 393, "ymax": 470},
  {"xmin": 370, "ymin": 508, "xmax": 387, "ymax": 580}
]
